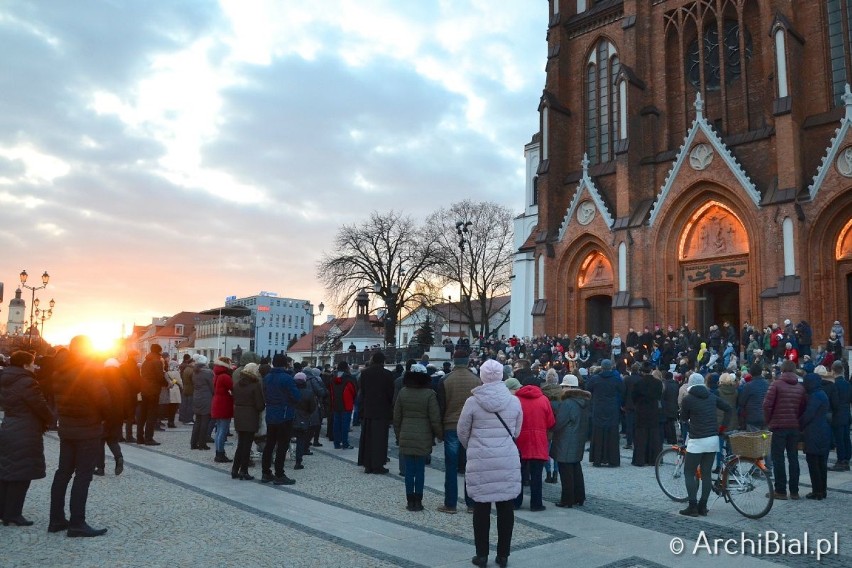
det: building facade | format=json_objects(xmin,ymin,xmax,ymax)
[
  {"xmin": 224, "ymin": 292, "xmax": 314, "ymax": 359},
  {"xmin": 516, "ymin": 0, "xmax": 852, "ymax": 341},
  {"xmin": 6, "ymin": 288, "xmax": 26, "ymax": 335}
]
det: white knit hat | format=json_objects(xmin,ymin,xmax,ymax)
[
  {"xmin": 479, "ymin": 359, "xmax": 504, "ymax": 384},
  {"xmin": 687, "ymin": 372, "xmax": 705, "ymax": 390}
]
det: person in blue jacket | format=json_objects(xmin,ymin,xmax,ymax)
[
  {"xmin": 800, "ymin": 373, "xmax": 831, "ymax": 500},
  {"xmin": 260, "ymin": 354, "xmax": 301, "ymax": 486}
]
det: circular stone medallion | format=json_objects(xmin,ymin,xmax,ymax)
[{"xmin": 577, "ymin": 200, "xmax": 596, "ymax": 225}]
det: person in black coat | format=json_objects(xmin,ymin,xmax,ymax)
[
  {"xmin": 587, "ymin": 360, "xmax": 626, "ymax": 467},
  {"xmin": 631, "ymin": 364, "xmax": 663, "ymax": 466},
  {"xmin": 0, "ymin": 351, "xmax": 54, "ymax": 526},
  {"xmin": 357, "ymin": 352, "xmax": 397, "ymax": 474},
  {"xmin": 661, "ymin": 371, "xmax": 680, "ymax": 444},
  {"xmin": 48, "ymin": 336, "xmax": 112, "ymax": 537},
  {"xmin": 292, "ymin": 373, "xmax": 317, "ymax": 470}
]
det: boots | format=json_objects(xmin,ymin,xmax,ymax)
[
  {"xmin": 414, "ymin": 494, "xmax": 424, "ymax": 512},
  {"xmin": 115, "ymin": 457, "xmax": 124, "ymax": 476},
  {"xmin": 231, "ymin": 465, "xmax": 240, "ymax": 479},
  {"xmin": 239, "ymin": 469, "xmax": 254, "ymax": 481},
  {"xmin": 697, "ymin": 498, "xmax": 708, "ymax": 516},
  {"xmin": 406, "ymin": 494, "xmax": 416, "ymax": 511},
  {"xmin": 214, "ymin": 452, "xmax": 232, "ymax": 463},
  {"xmin": 544, "ymin": 473, "xmax": 553, "ymax": 483},
  {"xmin": 679, "ymin": 501, "xmax": 699, "ymax": 517},
  {"xmin": 829, "ymin": 460, "xmax": 850, "ymax": 471}
]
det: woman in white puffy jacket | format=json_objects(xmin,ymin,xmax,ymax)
[{"xmin": 458, "ymin": 358, "xmax": 523, "ymax": 568}]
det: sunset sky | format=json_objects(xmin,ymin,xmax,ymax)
[{"xmin": 0, "ymin": 1, "xmax": 546, "ymax": 346}]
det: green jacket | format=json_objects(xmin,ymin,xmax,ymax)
[{"xmin": 393, "ymin": 372, "xmax": 442, "ymax": 456}]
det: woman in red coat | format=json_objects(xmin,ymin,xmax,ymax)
[
  {"xmin": 211, "ymin": 357, "xmax": 234, "ymax": 463},
  {"xmin": 513, "ymin": 384, "xmax": 555, "ymax": 512}
]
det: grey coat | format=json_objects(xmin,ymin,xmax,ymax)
[
  {"xmin": 550, "ymin": 389, "xmax": 591, "ymax": 464},
  {"xmin": 192, "ymin": 364, "xmax": 214, "ymax": 415}
]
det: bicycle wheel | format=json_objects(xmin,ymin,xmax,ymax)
[
  {"xmin": 724, "ymin": 457, "xmax": 773, "ymax": 519},
  {"xmin": 655, "ymin": 447, "xmax": 688, "ymax": 502}
]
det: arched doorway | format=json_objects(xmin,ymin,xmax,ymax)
[
  {"xmin": 696, "ymin": 281, "xmax": 740, "ymax": 336},
  {"xmin": 586, "ymin": 295, "xmax": 613, "ymax": 336}
]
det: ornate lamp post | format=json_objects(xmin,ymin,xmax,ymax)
[
  {"xmin": 303, "ymin": 301, "xmax": 325, "ymax": 367},
  {"xmin": 34, "ymin": 298, "xmax": 55, "ymax": 342},
  {"xmin": 456, "ymin": 221, "xmax": 471, "ymax": 342},
  {"xmin": 20, "ymin": 270, "xmax": 49, "ymax": 347}
]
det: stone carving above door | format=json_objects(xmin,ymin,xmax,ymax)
[
  {"xmin": 836, "ymin": 147, "xmax": 852, "ymax": 178},
  {"xmin": 578, "ymin": 251, "xmax": 613, "ymax": 288},
  {"xmin": 680, "ymin": 202, "xmax": 749, "ymax": 261}
]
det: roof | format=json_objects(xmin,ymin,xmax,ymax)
[
  {"xmin": 558, "ymin": 153, "xmax": 615, "ymax": 240},
  {"xmin": 648, "ymin": 93, "xmax": 761, "ymax": 225},
  {"xmin": 151, "ymin": 311, "xmax": 214, "ymax": 339},
  {"xmin": 288, "ymin": 316, "xmax": 382, "ymax": 353},
  {"xmin": 809, "ymin": 84, "xmax": 852, "ymax": 200},
  {"xmin": 402, "ymin": 296, "xmax": 511, "ymax": 326}
]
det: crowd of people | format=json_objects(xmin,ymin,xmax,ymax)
[{"xmin": 1, "ymin": 318, "xmax": 849, "ymax": 566}]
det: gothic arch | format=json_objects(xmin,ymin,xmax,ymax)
[
  {"xmin": 651, "ymin": 181, "xmax": 759, "ymax": 329},
  {"xmin": 809, "ymin": 189, "xmax": 852, "ymax": 336},
  {"xmin": 556, "ymin": 236, "xmax": 615, "ymax": 335}
]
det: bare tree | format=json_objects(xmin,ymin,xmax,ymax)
[
  {"xmin": 317, "ymin": 210, "xmax": 441, "ymax": 347},
  {"xmin": 425, "ymin": 200, "xmax": 514, "ymax": 341}
]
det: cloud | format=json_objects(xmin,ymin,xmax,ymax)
[{"xmin": 0, "ymin": 0, "xmax": 546, "ymax": 344}]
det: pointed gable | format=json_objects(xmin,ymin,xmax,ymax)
[
  {"xmin": 648, "ymin": 93, "xmax": 761, "ymax": 226},
  {"xmin": 558, "ymin": 153, "xmax": 614, "ymax": 240},
  {"xmin": 809, "ymin": 84, "xmax": 852, "ymax": 200}
]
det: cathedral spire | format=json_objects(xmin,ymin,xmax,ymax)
[{"xmin": 581, "ymin": 153, "xmax": 590, "ymax": 178}]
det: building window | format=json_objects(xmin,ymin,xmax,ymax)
[
  {"xmin": 585, "ymin": 40, "xmax": 620, "ymax": 165},
  {"xmin": 828, "ymin": 0, "xmax": 852, "ymax": 106},
  {"xmin": 532, "ymin": 176, "xmax": 539, "ymax": 205},
  {"xmin": 686, "ymin": 20, "xmax": 752, "ymax": 92},
  {"xmin": 175, "ymin": 324, "xmax": 184, "ymax": 336}
]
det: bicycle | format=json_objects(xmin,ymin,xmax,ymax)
[{"xmin": 655, "ymin": 430, "xmax": 774, "ymax": 519}]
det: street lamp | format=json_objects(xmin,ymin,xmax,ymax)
[
  {"xmin": 303, "ymin": 301, "xmax": 325, "ymax": 367},
  {"xmin": 456, "ymin": 221, "xmax": 471, "ymax": 342},
  {"xmin": 34, "ymin": 298, "xmax": 55, "ymax": 342},
  {"xmin": 20, "ymin": 270, "xmax": 49, "ymax": 347}
]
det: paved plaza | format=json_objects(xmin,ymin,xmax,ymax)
[{"xmin": 2, "ymin": 424, "xmax": 851, "ymax": 568}]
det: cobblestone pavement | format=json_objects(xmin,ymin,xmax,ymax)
[{"xmin": 1, "ymin": 421, "xmax": 850, "ymax": 567}]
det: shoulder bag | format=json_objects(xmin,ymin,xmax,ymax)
[{"xmin": 494, "ymin": 411, "xmax": 521, "ymax": 454}]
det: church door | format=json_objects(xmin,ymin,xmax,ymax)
[
  {"xmin": 696, "ymin": 281, "xmax": 739, "ymax": 336},
  {"xmin": 586, "ymin": 295, "xmax": 613, "ymax": 337}
]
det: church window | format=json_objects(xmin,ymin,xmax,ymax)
[
  {"xmin": 532, "ymin": 176, "xmax": 539, "ymax": 205},
  {"xmin": 827, "ymin": 0, "xmax": 852, "ymax": 106},
  {"xmin": 585, "ymin": 40, "xmax": 620, "ymax": 165},
  {"xmin": 686, "ymin": 20, "xmax": 752, "ymax": 91}
]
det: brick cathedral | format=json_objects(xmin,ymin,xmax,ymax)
[{"xmin": 509, "ymin": 0, "xmax": 852, "ymax": 344}]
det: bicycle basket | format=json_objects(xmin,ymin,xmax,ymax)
[{"xmin": 729, "ymin": 431, "xmax": 772, "ymax": 458}]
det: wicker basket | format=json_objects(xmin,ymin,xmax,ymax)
[{"xmin": 729, "ymin": 431, "xmax": 772, "ymax": 458}]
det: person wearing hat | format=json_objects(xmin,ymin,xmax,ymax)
[
  {"xmin": 231, "ymin": 362, "xmax": 264, "ymax": 480},
  {"xmin": 763, "ymin": 359, "xmax": 807, "ymax": 500},
  {"xmin": 329, "ymin": 361, "xmax": 357, "ymax": 450},
  {"xmin": 190, "ymin": 355, "xmax": 214, "ymax": 450},
  {"xmin": 800, "ymin": 372, "xmax": 831, "ymax": 500},
  {"xmin": 458, "ymin": 358, "xmax": 521, "ymax": 567},
  {"xmin": 305, "ymin": 368, "xmax": 328, "ymax": 447},
  {"xmin": 261, "ymin": 354, "xmax": 301, "ymax": 485},
  {"xmin": 828, "ymin": 361, "xmax": 851, "ymax": 471},
  {"xmin": 586, "ymin": 359, "xmax": 625, "ymax": 468},
  {"xmin": 549, "ymin": 374, "xmax": 590, "ymax": 507},
  {"xmin": 178, "ymin": 353, "xmax": 195, "ymax": 424},
  {"xmin": 678, "ymin": 372, "xmax": 732, "ymax": 516},
  {"xmin": 393, "ymin": 364, "xmax": 442, "ymax": 512},
  {"xmin": 292, "ymin": 372, "xmax": 317, "ymax": 471},
  {"xmin": 436, "ymin": 350, "xmax": 480, "ymax": 514}
]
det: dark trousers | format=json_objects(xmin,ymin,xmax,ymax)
[
  {"xmin": 164, "ymin": 403, "xmax": 179, "ymax": 427},
  {"xmin": 805, "ymin": 453, "xmax": 829, "ymax": 495},
  {"xmin": 771, "ymin": 428, "xmax": 801, "ymax": 495},
  {"xmin": 190, "ymin": 414, "xmax": 211, "ymax": 448},
  {"xmin": 262, "ymin": 421, "xmax": 293, "ymax": 477},
  {"xmin": 514, "ymin": 459, "xmax": 545, "ymax": 509},
  {"xmin": 834, "ymin": 424, "xmax": 851, "ymax": 462},
  {"xmin": 125, "ymin": 400, "xmax": 139, "ymax": 440},
  {"xmin": 684, "ymin": 451, "xmax": 715, "ymax": 505},
  {"xmin": 557, "ymin": 462, "xmax": 585, "ymax": 506},
  {"xmin": 295, "ymin": 428, "xmax": 311, "ymax": 465},
  {"xmin": 232, "ymin": 431, "xmax": 255, "ymax": 474},
  {"xmin": 663, "ymin": 418, "xmax": 678, "ymax": 445},
  {"xmin": 473, "ymin": 500, "xmax": 514, "ymax": 559},
  {"xmin": 311, "ymin": 421, "xmax": 322, "ymax": 444},
  {"xmin": 333, "ymin": 411, "xmax": 351, "ymax": 448},
  {"xmin": 624, "ymin": 410, "xmax": 636, "ymax": 445},
  {"xmin": 0, "ymin": 480, "xmax": 31, "ymax": 521},
  {"xmin": 98, "ymin": 423, "xmax": 124, "ymax": 469},
  {"xmin": 136, "ymin": 393, "xmax": 159, "ymax": 443},
  {"xmin": 403, "ymin": 455, "xmax": 426, "ymax": 495},
  {"xmin": 179, "ymin": 395, "xmax": 194, "ymax": 423},
  {"xmin": 590, "ymin": 424, "xmax": 620, "ymax": 466},
  {"xmin": 49, "ymin": 437, "xmax": 100, "ymax": 526}
]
